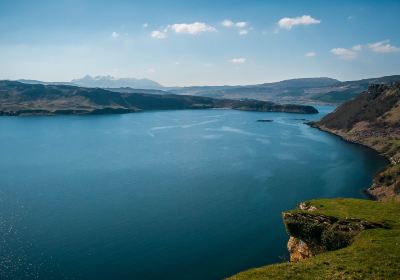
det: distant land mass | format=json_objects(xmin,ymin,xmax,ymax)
[
  {"xmin": 15, "ymin": 74, "xmax": 400, "ymax": 104},
  {"xmin": 71, "ymin": 75, "xmax": 163, "ymax": 89},
  {"xmin": 167, "ymin": 75, "xmax": 400, "ymax": 104},
  {"xmin": 0, "ymin": 81, "xmax": 318, "ymax": 116},
  {"xmin": 17, "ymin": 79, "xmax": 77, "ymax": 86}
]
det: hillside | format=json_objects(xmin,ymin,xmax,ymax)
[
  {"xmin": 0, "ymin": 81, "xmax": 318, "ymax": 116},
  {"xmin": 168, "ymin": 77, "xmax": 340, "ymax": 102},
  {"xmin": 169, "ymin": 75, "xmax": 400, "ymax": 104},
  {"xmin": 19, "ymin": 75, "xmax": 400, "ymax": 105},
  {"xmin": 312, "ymin": 83, "xmax": 400, "ymax": 200}
]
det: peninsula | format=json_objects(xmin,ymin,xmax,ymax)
[{"xmin": 0, "ymin": 81, "xmax": 318, "ymax": 116}]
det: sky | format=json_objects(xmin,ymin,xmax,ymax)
[{"xmin": 0, "ymin": 0, "xmax": 400, "ymax": 86}]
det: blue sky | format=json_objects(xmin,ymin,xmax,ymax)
[{"xmin": 0, "ymin": 0, "xmax": 400, "ymax": 86}]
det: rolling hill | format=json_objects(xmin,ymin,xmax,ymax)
[
  {"xmin": 0, "ymin": 81, "xmax": 318, "ymax": 116},
  {"xmin": 169, "ymin": 76, "xmax": 400, "ymax": 104}
]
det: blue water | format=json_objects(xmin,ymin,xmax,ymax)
[{"xmin": 0, "ymin": 107, "xmax": 387, "ymax": 279}]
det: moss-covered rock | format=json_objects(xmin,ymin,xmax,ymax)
[{"xmin": 283, "ymin": 207, "xmax": 387, "ymax": 262}]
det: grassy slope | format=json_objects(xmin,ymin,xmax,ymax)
[{"xmin": 228, "ymin": 198, "xmax": 400, "ymax": 280}]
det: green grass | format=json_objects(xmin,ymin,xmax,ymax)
[{"xmin": 228, "ymin": 198, "xmax": 400, "ymax": 280}]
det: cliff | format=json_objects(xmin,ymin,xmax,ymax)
[
  {"xmin": 229, "ymin": 198, "xmax": 400, "ymax": 280},
  {"xmin": 0, "ymin": 81, "xmax": 318, "ymax": 116},
  {"xmin": 283, "ymin": 202, "xmax": 387, "ymax": 263},
  {"xmin": 311, "ymin": 83, "xmax": 400, "ymax": 200}
]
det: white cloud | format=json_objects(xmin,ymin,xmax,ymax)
[
  {"xmin": 330, "ymin": 44, "xmax": 363, "ymax": 59},
  {"xmin": 330, "ymin": 47, "xmax": 358, "ymax": 59},
  {"xmin": 238, "ymin": 29, "xmax": 248, "ymax": 36},
  {"xmin": 368, "ymin": 40, "xmax": 400, "ymax": 53},
  {"xmin": 143, "ymin": 23, "xmax": 149, "ymax": 28},
  {"xmin": 222, "ymin": 19, "xmax": 234, "ymax": 27},
  {"xmin": 305, "ymin": 52, "xmax": 316, "ymax": 57},
  {"xmin": 329, "ymin": 41, "xmax": 399, "ymax": 58},
  {"xmin": 169, "ymin": 22, "xmax": 216, "ymax": 35},
  {"xmin": 151, "ymin": 30, "xmax": 166, "ymax": 39},
  {"xmin": 235, "ymin": 21, "xmax": 248, "ymax": 28},
  {"xmin": 221, "ymin": 20, "xmax": 250, "ymax": 35},
  {"xmin": 111, "ymin": 31, "xmax": 119, "ymax": 38},
  {"xmin": 228, "ymin": 57, "xmax": 246, "ymax": 64},
  {"xmin": 278, "ymin": 15, "xmax": 321, "ymax": 30}
]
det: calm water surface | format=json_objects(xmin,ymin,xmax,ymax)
[{"xmin": 0, "ymin": 107, "xmax": 387, "ymax": 279}]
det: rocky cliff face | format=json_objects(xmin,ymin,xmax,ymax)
[
  {"xmin": 312, "ymin": 83, "xmax": 400, "ymax": 200},
  {"xmin": 283, "ymin": 203, "xmax": 386, "ymax": 262}
]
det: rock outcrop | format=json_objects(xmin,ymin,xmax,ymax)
[{"xmin": 283, "ymin": 204, "xmax": 387, "ymax": 262}]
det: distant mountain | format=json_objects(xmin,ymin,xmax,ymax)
[
  {"xmin": 0, "ymin": 81, "xmax": 318, "ymax": 116},
  {"xmin": 168, "ymin": 77, "xmax": 340, "ymax": 101},
  {"xmin": 311, "ymin": 75, "xmax": 400, "ymax": 103},
  {"xmin": 17, "ymin": 79, "xmax": 76, "ymax": 86},
  {"xmin": 169, "ymin": 75, "xmax": 400, "ymax": 104},
  {"xmin": 106, "ymin": 87, "xmax": 172, "ymax": 95},
  {"xmin": 16, "ymin": 75, "xmax": 400, "ymax": 104},
  {"xmin": 71, "ymin": 75, "xmax": 163, "ymax": 89},
  {"xmin": 259, "ymin": 77, "xmax": 340, "ymax": 88}
]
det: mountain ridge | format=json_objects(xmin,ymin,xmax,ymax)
[
  {"xmin": 71, "ymin": 75, "xmax": 163, "ymax": 89},
  {"xmin": 15, "ymin": 75, "xmax": 400, "ymax": 104},
  {"xmin": 0, "ymin": 81, "xmax": 318, "ymax": 116}
]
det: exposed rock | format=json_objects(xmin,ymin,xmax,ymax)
[
  {"xmin": 283, "ymin": 208, "xmax": 387, "ymax": 262},
  {"xmin": 287, "ymin": 236, "xmax": 313, "ymax": 262},
  {"xmin": 299, "ymin": 202, "xmax": 317, "ymax": 212}
]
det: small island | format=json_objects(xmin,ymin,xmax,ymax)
[{"xmin": 257, "ymin": 119, "xmax": 274, "ymax": 122}]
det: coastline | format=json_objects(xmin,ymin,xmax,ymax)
[
  {"xmin": 308, "ymin": 121, "xmax": 398, "ymax": 201},
  {"xmin": 308, "ymin": 122, "xmax": 391, "ymax": 191},
  {"xmin": 309, "ymin": 122, "xmax": 390, "ymax": 161},
  {"xmin": 229, "ymin": 111, "xmax": 399, "ymax": 279}
]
